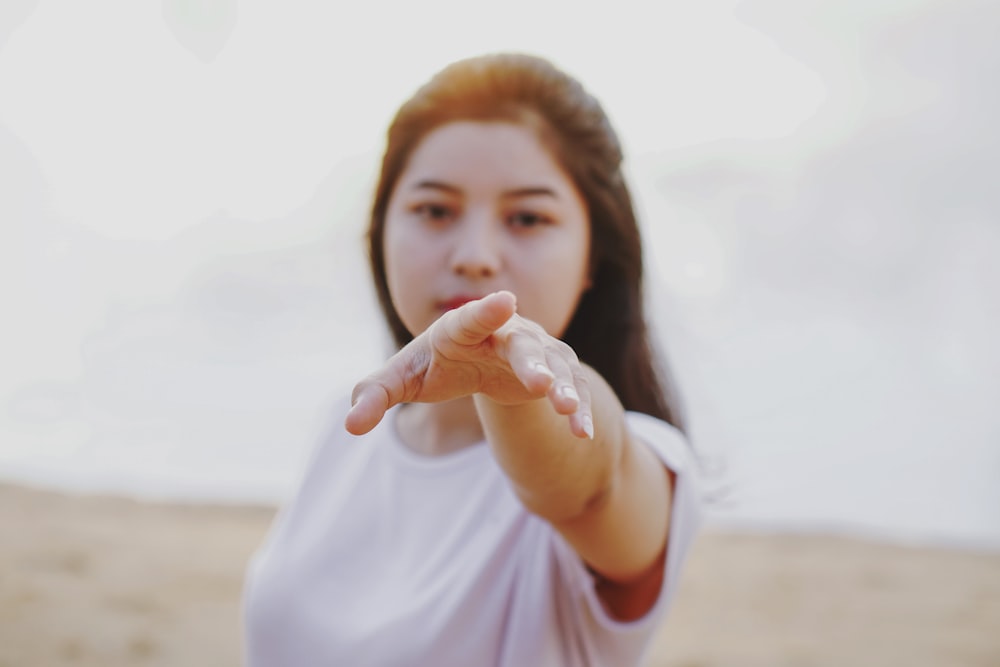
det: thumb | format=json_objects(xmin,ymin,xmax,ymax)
[
  {"xmin": 344, "ymin": 380, "xmax": 392, "ymax": 436},
  {"xmin": 344, "ymin": 340, "xmax": 429, "ymax": 435}
]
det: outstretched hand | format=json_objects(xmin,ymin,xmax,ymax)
[{"xmin": 345, "ymin": 291, "xmax": 593, "ymax": 439}]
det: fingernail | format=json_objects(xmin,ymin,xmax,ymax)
[
  {"xmin": 582, "ymin": 414, "xmax": 594, "ymax": 440},
  {"xmin": 533, "ymin": 362, "xmax": 554, "ymax": 379},
  {"xmin": 559, "ymin": 384, "xmax": 579, "ymax": 403}
]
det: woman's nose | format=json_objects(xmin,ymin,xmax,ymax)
[{"xmin": 449, "ymin": 216, "xmax": 501, "ymax": 279}]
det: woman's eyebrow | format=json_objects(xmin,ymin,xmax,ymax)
[
  {"xmin": 502, "ymin": 186, "xmax": 559, "ymax": 199},
  {"xmin": 411, "ymin": 182, "xmax": 560, "ymax": 199},
  {"xmin": 412, "ymin": 180, "xmax": 461, "ymax": 194}
]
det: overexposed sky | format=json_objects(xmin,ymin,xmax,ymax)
[
  {"xmin": 1, "ymin": 0, "xmax": 830, "ymax": 239},
  {"xmin": 4, "ymin": 0, "xmax": 996, "ymax": 546}
]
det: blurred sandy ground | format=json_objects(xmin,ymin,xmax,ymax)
[{"xmin": 1, "ymin": 483, "xmax": 998, "ymax": 667}]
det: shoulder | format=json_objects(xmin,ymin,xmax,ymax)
[
  {"xmin": 623, "ymin": 411, "xmax": 701, "ymax": 540},
  {"xmin": 624, "ymin": 411, "xmax": 702, "ymax": 605},
  {"xmin": 624, "ymin": 411, "xmax": 696, "ymax": 479},
  {"xmin": 546, "ymin": 413, "xmax": 701, "ymax": 660}
]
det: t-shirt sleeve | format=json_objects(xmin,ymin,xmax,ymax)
[{"xmin": 550, "ymin": 411, "xmax": 702, "ymax": 665}]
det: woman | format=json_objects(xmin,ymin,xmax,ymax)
[{"xmin": 243, "ymin": 52, "xmax": 700, "ymax": 666}]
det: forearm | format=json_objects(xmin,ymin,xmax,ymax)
[
  {"xmin": 473, "ymin": 365, "xmax": 627, "ymax": 522},
  {"xmin": 475, "ymin": 364, "xmax": 673, "ymax": 587}
]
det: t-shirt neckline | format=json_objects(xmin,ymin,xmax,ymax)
[{"xmin": 384, "ymin": 404, "xmax": 490, "ymax": 474}]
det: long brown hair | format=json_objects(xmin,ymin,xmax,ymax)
[{"xmin": 366, "ymin": 53, "xmax": 685, "ymax": 431}]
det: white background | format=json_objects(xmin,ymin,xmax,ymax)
[{"xmin": 1, "ymin": 0, "xmax": 998, "ymax": 549}]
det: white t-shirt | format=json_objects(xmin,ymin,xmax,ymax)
[{"xmin": 243, "ymin": 399, "xmax": 700, "ymax": 667}]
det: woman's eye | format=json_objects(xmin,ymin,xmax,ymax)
[
  {"xmin": 508, "ymin": 211, "xmax": 549, "ymax": 228},
  {"xmin": 414, "ymin": 203, "xmax": 453, "ymax": 221}
]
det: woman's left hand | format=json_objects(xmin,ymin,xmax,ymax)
[{"xmin": 345, "ymin": 291, "xmax": 593, "ymax": 439}]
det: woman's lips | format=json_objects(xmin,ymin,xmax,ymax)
[{"xmin": 437, "ymin": 295, "xmax": 484, "ymax": 311}]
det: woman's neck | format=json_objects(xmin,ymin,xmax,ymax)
[{"xmin": 394, "ymin": 396, "xmax": 485, "ymax": 456}]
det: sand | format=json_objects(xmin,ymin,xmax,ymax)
[{"xmin": 1, "ymin": 482, "xmax": 998, "ymax": 667}]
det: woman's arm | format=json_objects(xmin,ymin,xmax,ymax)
[
  {"xmin": 475, "ymin": 368, "xmax": 673, "ymax": 621},
  {"xmin": 346, "ymin": 291, "xmax": 673, "ymax": 620}
]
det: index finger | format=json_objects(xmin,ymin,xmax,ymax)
[
  {"xmin": 438, "ymin": 291, "xmax": 517, "ymax": 347},
  {"xmin": 344, "ymin": 345, "xmax": 427, "ymax": 435}
]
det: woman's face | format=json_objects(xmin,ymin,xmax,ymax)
[{"xmin": 383, "ymin": 121, "xmax": 591, "ymax": 339}]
